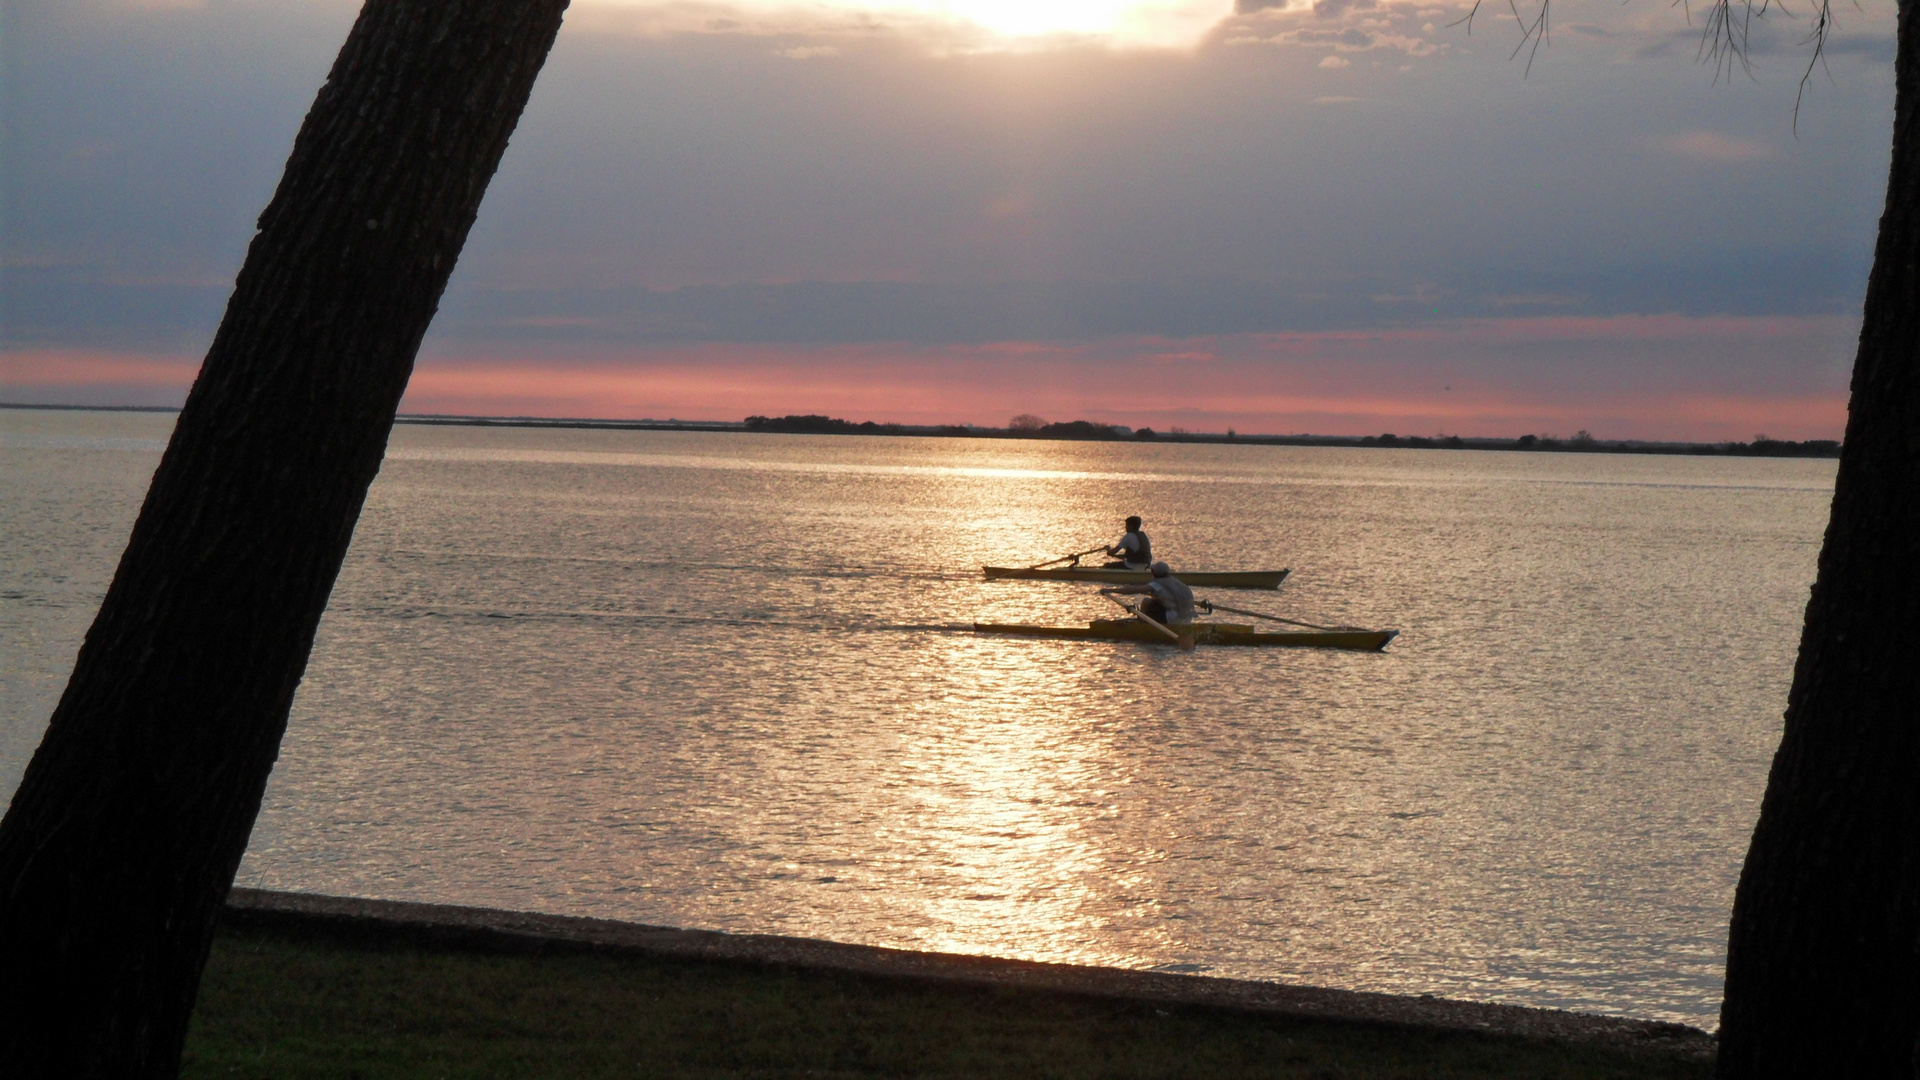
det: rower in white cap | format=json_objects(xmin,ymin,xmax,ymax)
[{"xmin": 1103, "ymin": 561, "xmax": 1196, "ymax": 626}]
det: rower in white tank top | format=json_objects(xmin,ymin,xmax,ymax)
[{"xmin": 1104, "ymin": 515, "xmax": 1152, "ymax": 570}]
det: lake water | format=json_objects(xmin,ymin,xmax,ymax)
[{"xmin": 0, "ymin": 406, "xmax": 1835, "ymax": 1030}]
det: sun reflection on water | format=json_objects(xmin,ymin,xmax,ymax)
[
  {"xmin": 881, "ymin": 636, "xmax": 1153, "ymax": 960},
  {"xmin": 2, "ymin": 415, "xmax": 1837, "ymax": 1028}
]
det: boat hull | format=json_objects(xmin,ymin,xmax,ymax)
[
  {"xmin": 973, "ymin": 619, "xmax": 1397, "ymax": 651},
  {"xmin": 982, "ymin": 566, "xmax": 1290, "ymax": 589}
]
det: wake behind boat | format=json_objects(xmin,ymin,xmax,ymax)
[
  {"xmin": 973, "ymin": 618, "xmax": 1397, "ymax": 651},
  {"xmin": 982, "ymin": 566, "xmax": 1290, "ymax": 589}
]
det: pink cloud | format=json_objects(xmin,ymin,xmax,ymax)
[
  {"xmin": 5, "ymin": 314, "xmax": 1856, "ymax": 441},
  {"xmin": 400, "ymin": 313, "xmax": 1853, "ymax": 440},
  {"xmin": 0, "ymin": 349, "xmax": 202, "ymax": 407},
  {"xmin": 1662, "ymin": 131, "xmax": 1775, "ymax": 163}
]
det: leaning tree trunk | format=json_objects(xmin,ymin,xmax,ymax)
[
  {"xmin": 1717, "ymin": 0, "xmax": 1920, "ymax": 1073},
  {"xmin": 0, "ymin": 0, "xmax": 568, "ymax": 1074}
]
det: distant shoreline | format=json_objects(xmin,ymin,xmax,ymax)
[{"xmin": 1, "ymin": 401, "xmax": 1842, "ymax": 458}]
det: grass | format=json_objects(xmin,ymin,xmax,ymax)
[{"xmin": 183, "ymin": 924, "xmax": 1713, "ymax": 1079}]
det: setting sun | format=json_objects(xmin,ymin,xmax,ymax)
[{"xmin": 884, "ymin": 0, "xmax": 1232, "ymax": 44}]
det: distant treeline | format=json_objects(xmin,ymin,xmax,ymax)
[
  {"xmin": 1359, "ymin": 432, "xmax": 1842, "ymax": 457},
  {"xmin": 743, "ymin": 414, "xmax": 968, "ymax": 436},
  {"xmin": 5, "ymin": 404, "xmax": 1839, "ymax": 457},
  {"xmin": 747, "ymin": 414, "xmax": 1127, "ymax": 439},
  {"xmin": 741, "ymin": 413, "xmax": 1841, "ymax": 457}
]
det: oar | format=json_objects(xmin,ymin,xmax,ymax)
[
  {"xmin": 1101, "ymin": 591, "xmax": 1196, "ymax": 652},
  {"xmin": 1026, "ymin": 545, "xmax": 1107, "ymax": 570},
  {"xmin": 1200, "ymin": 599, "xmax": 1365, "ymax": 633}
]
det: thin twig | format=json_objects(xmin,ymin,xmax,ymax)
[
  {"xmin": 1506, "ymin": 0, "xmax": 1552, "ymax": 75},
  {"xmin": 1483, "ymin": 0, "xmax": 1836, "ymax": 133},
  {"xmin": 1792, "ymin": 0, "xmax": 1837, "ymax": 134},
  {"xmin": 1447, "ymin": 0, "xmax": 1483, "ymax": 33},
  {"xmin": 1699, "ymin": 0, "xmax": 1835, "ymax": 135}
]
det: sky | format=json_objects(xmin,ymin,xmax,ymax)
[{"xmin": 0, "ymin": 0, "xmax": 1898, "ymax": 438}]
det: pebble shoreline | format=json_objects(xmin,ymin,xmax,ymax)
[{"xmin": 224, "ymin": 887, "xmax": 1714, "ymax": 1061}]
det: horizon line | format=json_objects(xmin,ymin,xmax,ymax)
[{"xmin": 1, "ymin": 401, "xmax": 1842, "ymax": 456}]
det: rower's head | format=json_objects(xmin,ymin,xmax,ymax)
[
  {"xmin": 1150, "ymin": 561, "xmax": 1171, "ymax": 578},
  {"xmin": 1126, "ymin": 516, "xmax": 1142, "ymax": 531}
]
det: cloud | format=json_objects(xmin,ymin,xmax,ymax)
[
  {"xmin": 1229, "ymin": 0, "xmax": 1889, "ymax": 71},
  {"xmin": 1626, "ymin": 19, "xmax": 1893, "ymax": 65},
  {"xmin": 0, "ymin": 348, "xmax": 201, "ymax": 408},
  {"xmin": 1482, "ymin": 292, "xmax": 1582, "ymax": 308},
  {"xmin": 1319, "ymin": 53, "xmax": 1351, "ymax": 66},
  {"xmin": 1313, "ymin": 0, "xmax": 1379, "ymax": 18},
  {"xmin": 575, "ymin": 0, "xmax": 1239, "ymax": 50},
  {"xmin": 1370, "ymin": 281, "xmax": 1447, "ymax": 304},
  {"xmin": 422, "ymin": 253, "xmax": 1859, "ymax": 344},
  {"xmin": 7, "ymin": 315, "xmax": 1856, "ymax": 440},
  {"xmin": 1663, "ymin": 131, "xmax": 1775, "ymax": 162},
  {"xmin": 7, "ymin": 242, "xmax": 1874, "ymax": 354},
  {"xmin": 1822, "ymin": 31, "xmax": 1898, "ymax": 60},
  {"xmin": 1, "ymin": 0, "xmax": 1894, "ymax": 435},
  {"xmin": 1243, "ymin": 18, "xmax": 1439, "ymax": 56}
]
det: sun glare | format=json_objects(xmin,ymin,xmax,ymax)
[
  {"xmin": 582, "ymin": 0, "xmax": 1236, "ymax": 48},
  {"xmin": 889, "ymin": 0, "xmax": 1229, "ymax": 43}
]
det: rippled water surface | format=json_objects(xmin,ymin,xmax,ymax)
[{"xmin": 1, "ymin": 407, "xmax": 1836, "ymax": 1028}]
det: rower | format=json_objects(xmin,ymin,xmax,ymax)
[
  {"xmin": 1105, "ymin": 562, "xmax": 1196, "ymax": 626},
  {"xmin": 1104, "ymin": 516, "xmax": 1152, "ymax": 570}
]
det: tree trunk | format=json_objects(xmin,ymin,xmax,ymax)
[
  {"xmin": 0, "ymin": 0, "xmax": 568, "ymax": 1074},
  {"xmin": 1718, "ymin": 0, "xmax": 1920, "ymax": 1073}
]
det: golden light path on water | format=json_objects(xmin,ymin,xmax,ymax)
[
  {"xmin": 1, "ymin": 409, "xmax": 1832, "ymax": 1028},
  {"xmin": 384, "ymin": 445, "xmax": 1834, "ymax": 494},
  {"xmin": 868, "ymin": 634, "xmax": 1134, "ymax": 959}
]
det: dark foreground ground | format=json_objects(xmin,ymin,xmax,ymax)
[{"xmin": 183, "ymin": 890, "xmax": 1715, "ymax": 1079}]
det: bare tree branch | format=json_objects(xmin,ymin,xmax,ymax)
[
  {"xmin": 1698, "ymin": 0, "xmax": 1838, "ymax": 133},
  {"xmin": 1508, "ymin": 0, "xmax": 1553, "ymax": 74},
  {"xmin": 1791, "ymin": 0, "xmax": 1838, "ymax": 132},
  {"xmin": 1462, "ymin": 0, "xmax": 1836, "ymax": 126},
  {"xmin": 1446, "ymin": 0, "xmax": 1484, "ymax": 36}
]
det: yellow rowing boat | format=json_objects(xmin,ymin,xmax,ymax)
[{"xmin": 972, "ymin": 619, "xmax": 1398, "ymax": 651}]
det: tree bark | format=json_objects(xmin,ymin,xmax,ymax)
[
  {"xmin": 0, "ymin": 0, "xmax": 568, "ymax": 1074},
  {"xmin": 1718, "ymin": 0, "xmax": 1920, "ymax": 1073}
]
